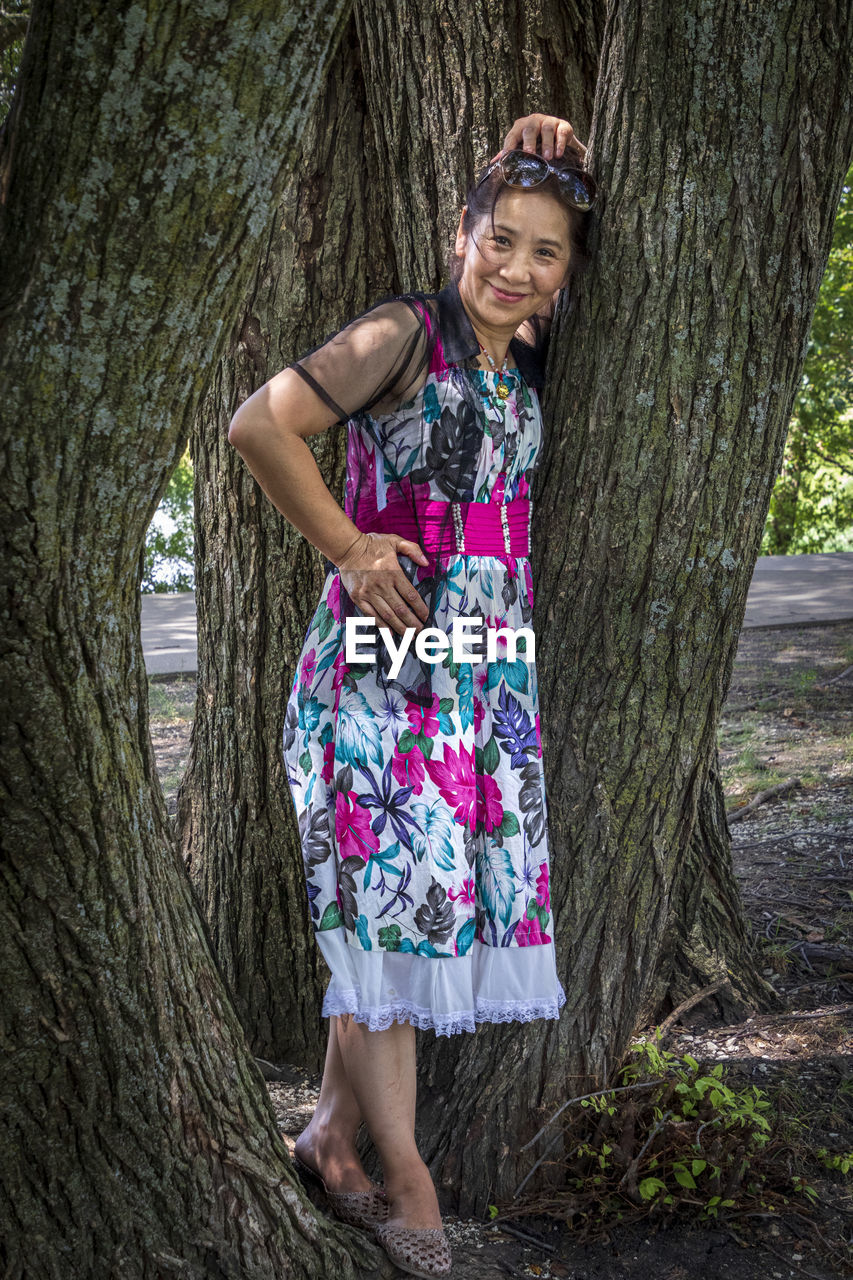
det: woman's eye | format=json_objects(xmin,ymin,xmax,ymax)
[
  {"xmin": 537, "ymin": 248, "xmax": 556, "ymax": 258},
  {"xmin": 493, "ymin": 235, "xmax": 511, "ymax": 246}
]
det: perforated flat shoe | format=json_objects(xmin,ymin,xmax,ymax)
[
  {"xmin": 292, "ymin": 1153, "xmax": 389, "ymax": 1230},
  {"xmin": 373, "ymin": 1221, "xmax": 452, "ymax": 1277}
]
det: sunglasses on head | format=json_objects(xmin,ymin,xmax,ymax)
[{"xmin": 478, "ymin": 148, "xmax": 598, "ymax": 211}]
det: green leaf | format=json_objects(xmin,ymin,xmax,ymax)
[
  {"xmin": 638, "ymin": 1177, "xmax": 666, "ymax": 1201},
  {"xmin": 483, "ymin": 734, "xmax": 500, "ymax": 775},
  {"xmin": 318, "ymin": 902, "xmax": 343, "ymax": 931},
  {"xmin": 317, "ymin": 605, "xmax": 334, "ymax": 641},
  {"xmin": 456, "ymin": 917, "xmax": 476, "ymax": 957},
  {"xmin": 500, "ymin": 812, "xmax": 520, "ymax": 838},
  {"xmin": 378, "ymin": 923, "xmax": 402, "ymax": 951}
]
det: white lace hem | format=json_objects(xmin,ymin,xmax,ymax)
[
  {"xmin": 320, "ymin": 989, "xmax": 567, "ymax": 1036},
  {"xmin": 314, "ymin": 928, "xmax": 567, "ymax": 1037}
]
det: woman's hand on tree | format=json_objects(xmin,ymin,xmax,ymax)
[
  {"xmin": 492, "ymin": 113, "xmax": 587, "ymax": 163},
  {"xmin": 336, "ymin": 531, "xmax": 431, "ymax": 637}
]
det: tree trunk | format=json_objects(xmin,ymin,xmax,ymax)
[
  {"xmin": 417, "ymin": 0, "xmax": 852, "ymax": 1216},
  {"xmin": 0, "ymin": 2, "xmax": 384, "ymax": 1275},
  {"xmin": 181, "ymin": 15, "xmax": 397, "ymax": 1070}
]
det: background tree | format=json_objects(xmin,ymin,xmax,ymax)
[
  {"xmin": 143, "ymin": 445, "xmax": 195, "ymax": 593},
  {"xmin": 0, "ymin": 2, "xmax": 384, "ymax": 1275},
  {"xmin": 507, "ymin": 0, "xmax": 852, "ymax": 1222},
  {"xmin": 182, "ymin": 15, "xmax": 390, "ymax": 1066},
  {"xmin": 0, "ymin": 0, "xmax": 27, "ymax": 117},
  {"xmin": 763, "ymin": 168, "xmax": 853, "ymax": 554}
]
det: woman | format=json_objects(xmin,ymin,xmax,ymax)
[{"xmin": 229, "ymin": 112, "xmax": 596, "ymax": 1278}]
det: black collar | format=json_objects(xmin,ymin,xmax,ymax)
[
  {"xmin": 436, "ymin": 278, "xmax": 481, "ymax": 363},
  {"xmin": 435, "ymin": 277, "xmax": 547, "ymax": 388}
]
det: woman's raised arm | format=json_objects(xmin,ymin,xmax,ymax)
[{"xmin": 228, "ymin": 298, "xmax": 428, "ymax": 564}]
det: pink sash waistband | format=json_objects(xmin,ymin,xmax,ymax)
[{"xmin": 359, "ymin": 497, "xmax": 531, "ymax": 558}]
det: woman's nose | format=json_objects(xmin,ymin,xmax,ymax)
[{"xmin": 498, "ymin": 254, "xmax": 531, "ymax": 283}]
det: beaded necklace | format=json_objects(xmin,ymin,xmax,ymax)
[{"xmin": 477, "ymin": 340, "xmax": 512, "ymax": 401}]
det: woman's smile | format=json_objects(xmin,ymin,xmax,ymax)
[{"xmin": 489, "ymin": 282, "xmax": 529, "ymax": 303}]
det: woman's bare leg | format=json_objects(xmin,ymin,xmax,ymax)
[
  {"xmin": 293, "ymin": 1014, "xmax": 373, "ymax": 1192},
  {"xmin": 335, "ymin": 1014, "xmax": 442, "ymax": 1229}
]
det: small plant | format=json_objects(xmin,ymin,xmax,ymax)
[
  {"xmin": 760, "ymin": 938, "xmax": 794, "ymax": 975},
  {"xmin": 815, "ymin": 1147, "xmax": 853, "ymax": 1175},
  {"xmin": 611, "ymin": 1032, "xmax": 774, "ymax": 1220},
  {"xmin": 501, "ymin": 1027, "xmax": 818, "ymax": 1240}
]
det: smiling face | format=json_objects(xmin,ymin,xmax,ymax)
[{"xmin": 454, "ymin": 186, "xmax": 572, "ymax": 338}]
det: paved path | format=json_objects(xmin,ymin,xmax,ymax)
[{"xmin": 142, "ymin": 551, "xmax": 853, "ymax": 677}]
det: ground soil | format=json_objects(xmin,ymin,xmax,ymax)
[{"xmin": 149, "ymin": 620, "xmax": 853, "ymax": 1280}]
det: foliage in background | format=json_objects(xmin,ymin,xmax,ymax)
[
  {"xmin": 141, "ymin": 447, "xmax": 195, "ymax": 593},
  {"xmin": 763, "ymin": 165, "xmax": 853, "ymax": 555},
  {"xmin": 0, "ymin": 2, "xmax": 28, "ymax": 122}
]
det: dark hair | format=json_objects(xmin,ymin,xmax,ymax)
[{"xmin": 447, "ymin": 142, "xmax": 595, "ymax": 289}]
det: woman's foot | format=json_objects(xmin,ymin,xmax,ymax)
[
  {"xmin": 383, "ymin": 1160, "xmax": 443, "ymax": 1230},
  {"xmin": 293, "ymin": 1119, "xmax": 374, "ymax": 1194}
]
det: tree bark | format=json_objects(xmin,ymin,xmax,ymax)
[
  {"xmin": 182, "ymin": 15, "xmax": 397, "ymax": 1069},
  {"xmin": 361, "ymin": 0, "xmax": 853, "ymax": 1216},
  {"xmin": 500, "ymin": 0, "xmax": 849, "ymax": 1216},
  {"xmin": 0, "ymin": 2, "xmax": 384, "ymax": 1275}
]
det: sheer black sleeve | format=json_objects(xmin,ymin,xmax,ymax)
[{"xmin": 287, "ymin": 294, "xmax": 436, "ymax": 424}]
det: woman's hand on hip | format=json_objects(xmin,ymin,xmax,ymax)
[
  {"xmin": 492, "ymin": 113, "xmax": 587, "ymax": 163},
  {"xmin": 336, "ymin": 531, "xmax": 431, "ymax": 637}
]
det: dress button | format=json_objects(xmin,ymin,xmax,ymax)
[{"xmin": 388, "ymin": 986, "xmax": 396, "ymax": 996}]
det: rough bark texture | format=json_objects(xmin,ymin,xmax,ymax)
[
  {"xmin": 511, "ymin": 0, "xmax": 849, "ymax": 1215},
  {"xmin": 358, "ymin": 0, "xmax": 853, "ymax": 1216},
  {"xmin": 0, "ymin": 1, "xmax": 386, "ymax": 1275},
  {"xmin": 182, "ymin": 16, "xmax": 395, "ymax": 1069}
]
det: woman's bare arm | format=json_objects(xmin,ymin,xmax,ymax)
[
  {"xmin": 228, "ymin": 369, "xmax": 364, "ymax": 567},
  {"xmin": 230, "ymin": 352, "xmax": 431, "ymax": 636}
]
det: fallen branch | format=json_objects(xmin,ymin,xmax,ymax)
[
  {"xmin": 815, "ymin": 663, "xmax": 853, "ymax": 689},
  {"xmin": 727, "ymin": 777, "xmax": 802, "ymax": 823},
  {"xmin": 655, "ymin": 979, "xmax": 727, "ymax": 1039},
  {"xmin": 712, "ymin": 1003, "xmax": 853, "ymax": 1039},
  {"xmin": 489, "ymin": 1222, "xmax": 556, "ymax": 1252},
  {"xmin": 519, "ymin": 1080, "xmax": 660, "ymax": 1154}
]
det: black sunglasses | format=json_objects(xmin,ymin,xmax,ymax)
[{"xmin": 478, "ymin": 149, "xmax": 598, "ymax": 211}]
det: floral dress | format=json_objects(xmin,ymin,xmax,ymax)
[{"xmin": 282, "ymin": 279, "xmax": 566, "ymax": 1035}]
